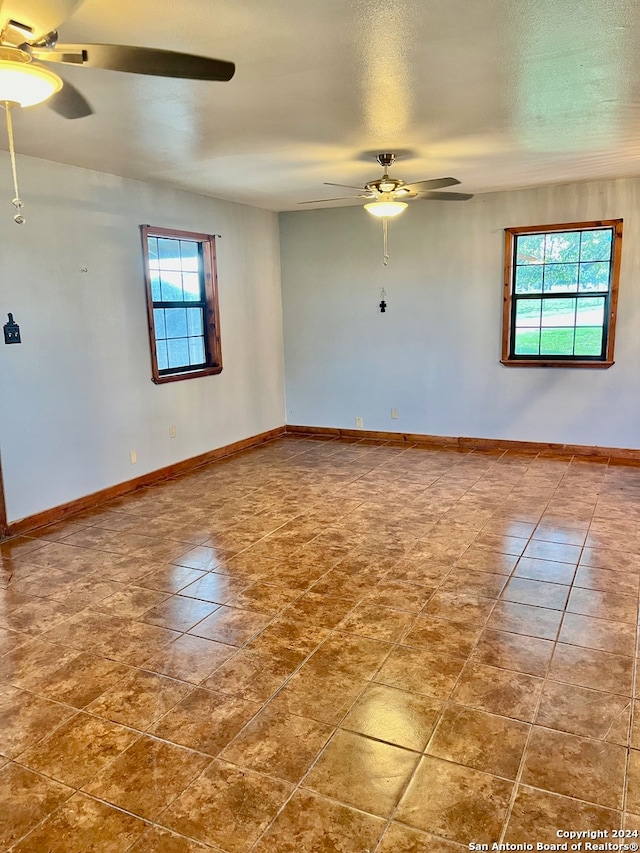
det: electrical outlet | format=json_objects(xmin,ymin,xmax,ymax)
[
  {"xmin": 391, "ymin": 409, "xmax": 399, "ymax": 419},
  {"xmin": 355, "ymin": 416, "xmax": 364, "ymax": 429},
  {"xmin": 169, "ymin": 426, "xmax": 176, "ymax": 438},
  {"xmin": 129, "ymin": 450, "xmax": 137, "ymax": 465}
]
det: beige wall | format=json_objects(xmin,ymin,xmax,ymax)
[
  {"xmin": 0, "ymin": 155, "xmax": 285, "ymax": 523},
  {"xmin": 280, "ymin": 177, "xmax": 640, "ymax": 449}
]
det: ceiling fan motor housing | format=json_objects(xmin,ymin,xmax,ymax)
[
  {"xmin": 0, "ymin": 0, "xmax": 83, "ymax": 43},
  {"xmin": 376, "ymin": 153, "xmax": 396, "ymax": 169},
  {"xmin": 366, "ymin": 153, "xmax": 404, "ymax": 194}
]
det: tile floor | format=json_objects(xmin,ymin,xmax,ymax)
[{"xmin": 1, "ymin": 435, "xmax": 640, "ymax": 851}]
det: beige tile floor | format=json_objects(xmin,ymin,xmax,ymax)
[{"xmin": 1, "ymin": 435, "xmax": 640, "ymax": 851}]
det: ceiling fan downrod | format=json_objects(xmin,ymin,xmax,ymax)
[{"xmin": 2, "ymin": 101, "xmax": 25, "ymax": 224}]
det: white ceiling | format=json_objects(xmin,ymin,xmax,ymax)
[{"xmin": 2, "ymin": 0, "xmax": 640, "ymax": 211}]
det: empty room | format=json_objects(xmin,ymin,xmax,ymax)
[{"xmin": 1, "ymin": 0, "xmax": 640, "ymax": 850}]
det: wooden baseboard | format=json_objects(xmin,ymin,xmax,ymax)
[
  {"xmin": 6, "ymin": 421, "xmax": 640, "ymax": 541},
  {"xmin": 0, "ymin": 452, "xmax": 8, "ymax": 539},
  {"xmin": 4, "ymin": 425, "xmax": 286, "ymax": 539},
  {"xmin": 285, "ymin": 424, "xmax": 640, "ymax": 463}
]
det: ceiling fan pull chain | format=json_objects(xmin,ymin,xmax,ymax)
[
  {"xmin": 3, "ymin": 102, "xmax": 25, "ymax": 224},
  {"xmin": 383, "ymin": 216, "xmax": 389, "ymax": 265}
]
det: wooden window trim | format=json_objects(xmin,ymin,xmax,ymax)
[
  {"xmin": 501, "ymin": 219, "xmax": 623, "ymax": 368},
  {"xmin": 141, "ymin": 225, "xmax": 222, "ymax": 384}
]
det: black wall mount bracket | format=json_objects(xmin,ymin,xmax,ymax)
[{"xmin": 4, "ymin": 313, "xmax": 21, "ymax": 344}]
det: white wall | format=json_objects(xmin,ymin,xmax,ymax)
[
  {"xmin": 280, "ymin": 177, "xmax": 640, "ymax": 449},
  {"xmin": 0, "ymin": 156, "xmax": 285, "ymax": 523}
]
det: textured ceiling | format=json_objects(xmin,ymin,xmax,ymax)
[{"xmin": 1, "ymin": 0, "xmax": 640, "ymax": 210}]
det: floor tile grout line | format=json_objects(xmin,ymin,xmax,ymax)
[
  {"xmin": 2, "ymin": 437, "xmax": 630, "ymax": 549},
  {"xmin": 3, "ymin": 781, "xmax": 75, "ymax": 851},
  {"xmin": 497, "ymin": 454, "xmax": 627, "ymax": 842},
  {"xmin": 2, "ymin": 573, "xmax": 355, "ymax": 797},
  {"xmin": 365, "ymin": 452, "xmax": 548, "ymax": 850},
  {"xmin": 237, "ymin": 617, "xmax": 407, "ymax": 852},
  {"xmin": 368, "ymin": 456, "xmax": 552, "ymax": 846},
  {"xmin": 2, "ymin": 757, "xmax": 213, "ymax": 853},
  {"xmin": 119, "ymin": 821, "xmax": 221, "ymax": 852},
  {"xmin": 4, "ymin": 439, "xmax": 640, "ymax": 850},
  {"xmin": 0, "ymin": 452, "xmax": 560, "ymax": 832},
  {"xmin": 6, "ymin": 681, "xmax": 146, "ymax": 761},
  {"xmin": 621, "ymin": 551, "xmax": 640, "ymax": 822},
  {"xmin": 587, "ymin": 455, "xmax": 627, "ymax": 830},
  {"xmin": 13, "ymin": 714, "xmax": 224, "ymax": 793},
  {"xmin": 495, "ymin": 453, "xmax": 585, "ymax": 844},
  {"xmin": 151, "ymin": 574, "xmax": 406, "ymax": 785}
]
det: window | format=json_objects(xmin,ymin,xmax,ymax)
[
  {"xmin": 502, "ymin": 219, "xmax": 622, "ymax": 367},
  {"xmin": 141, "ymin": 226, "xmax": 222, "ymax": 383}
]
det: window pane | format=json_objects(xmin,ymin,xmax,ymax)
[
  {"xmin": 545, "ymin": 231, "xmax": 580, "ymax": 263},
  {"xmin": 543, "ymin": 264, "xmax": 578, "ymax": 292},
  {"xmin": 189, "ymin": 336, "xmax": 206, "ymax": 365},
  {"xmin": 186, "ymin": 308, "xmax": 204, "ymax": 336},
  {"xmin": 578, "ymin": 261, "xmax": 610, "ymax": 292},
  {"xmin": 150, "ymin": 273, "xmax": 161, "ymax": 301},
  {"xmin": 160, "ymin": 272, "xmax": 183, "ymax": 302},
  {"xmin": 516, "ymin": 234, "xmax": 545, "ymax": 265},
  {"xmin": 148, "ymin": 237, "xmax": 159, "ymax": 263},
  {"xmin": 541, "ymin": 297, "xmax": 576, "ymax": 327},
  {"xmin": 167, "ymin": 338, "xmax": 190, "ymax": 368},
  {"xmin": 156, "ymin": 339, "xmax": 168, "ymax": 371},
  {"xmin": 182, "ymin": 272, "xmax": 202, "ymax": 301},
  {"xmin": 515, "ymin": 299, "xmax": 541, "ymax": 327},
  {"xmin": 515, "ymin": 265, "xmax": 543, "ymax": 294},
  {"xmin": 180, "ymin": 240, "xmax": 200, "ymax": 273},
  {"xmin": 576, "ymin": 296, "xmax": 605, "ymax": 327},
  {"xmin": 580, "ymin": 229, "xmax": 612, "ymax": 262},
  {"xmin": 153, "ymin": 308, "xmax": 166, "ymax": 339},
  {"xmin": 165, "ymin": 308, "xmax": 188, "ymax": 338},
  {"xmin": 575, "ymin": 327, "xmax": 603, "ymax": 356},
  {"xmin": 540, "ymin": 327, "xmax": 575, "ymax": 355},
  {"xmin": 514, "ymin": 328, "xmax": 540, "ymax": 355},
  {"xmin": 158, "ymin": 238, "xmax": 182, "ymax": 270}
]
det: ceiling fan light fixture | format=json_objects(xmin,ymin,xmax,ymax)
[
  {"xmin": 364, "ymin": 200, "xmax": 408, "ymax": 218},
  {"xmin": 0, "ymin": 54, "xmax": 62, "ymax": 107}
]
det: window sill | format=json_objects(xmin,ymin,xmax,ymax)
[
  {"xmin": 152, "ymin": 366, "xmax": 223, "ymax": 384},
  {"xmin": 500, "ymin": 359, "xmax": 614, "ymax": 369}
]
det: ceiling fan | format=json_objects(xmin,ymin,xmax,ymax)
[
  {"xmin": 0, "ymin": 0, "xmax": 235, "ymax": 222},
  {"xmin": 300, "ymin": 153, "xmax": 473, "ymax": 211},
  {"xmin": 0, "ymin": 0, "xmax": 235, "ymax": 119},
  {"xmin": 300, "ymin": 154, "xmax": 473, "ymax": 265}
]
